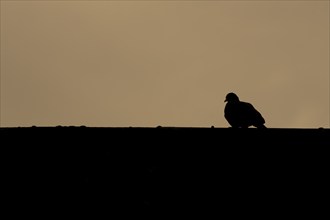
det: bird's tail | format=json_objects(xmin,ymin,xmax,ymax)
[{"xmin": 257, "ymin": 124, "xmax": 267, "ymax": 129}]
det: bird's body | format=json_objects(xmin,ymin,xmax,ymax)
[{"xmin": 224, "ymin": 93, "xmax": 266, "ymax": 129}]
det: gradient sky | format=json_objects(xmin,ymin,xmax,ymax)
[{"xmin": 1, "ymin": 0, "xmax": 329, "ymax": 128}]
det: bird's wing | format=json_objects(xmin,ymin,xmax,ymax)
[{"xmin": 243, "ymin": 102, "xmax": 265, "ymax": 124}]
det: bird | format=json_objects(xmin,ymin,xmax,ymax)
[{"xmin": 224, "ymin": 92, "xmax": 266, "ymax": 129}]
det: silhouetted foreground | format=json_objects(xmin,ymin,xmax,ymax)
[{"xmin": 2, "ymin": 127, "xmax": 329, "ymax": 217}]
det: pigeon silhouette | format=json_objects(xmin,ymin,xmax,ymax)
[{"xmin": 224, "ymin": 92, "xmax": 266, "ymax": 129}]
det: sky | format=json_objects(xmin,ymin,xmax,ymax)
[{"xmin": 0, "ymin": 0, "xmax": 329, "ymax": 128}]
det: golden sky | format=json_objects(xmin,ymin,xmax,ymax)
[{"xmin": 1, "ymin": 0, "xmax": 329, "ymax": 128}]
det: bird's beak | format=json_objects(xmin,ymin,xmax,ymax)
[{"xmin": 224, "ymin": 99, "xmax": 227, "ymax": 102}]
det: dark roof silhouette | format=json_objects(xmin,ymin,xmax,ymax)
[{"xmin": 224, "ymin": 92, "xmax": 266, "ymax": 129}]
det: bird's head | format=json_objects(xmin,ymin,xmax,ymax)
[{"xmin": 225, "ymin": 92, "xmax": 240, "ymax": 103}]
